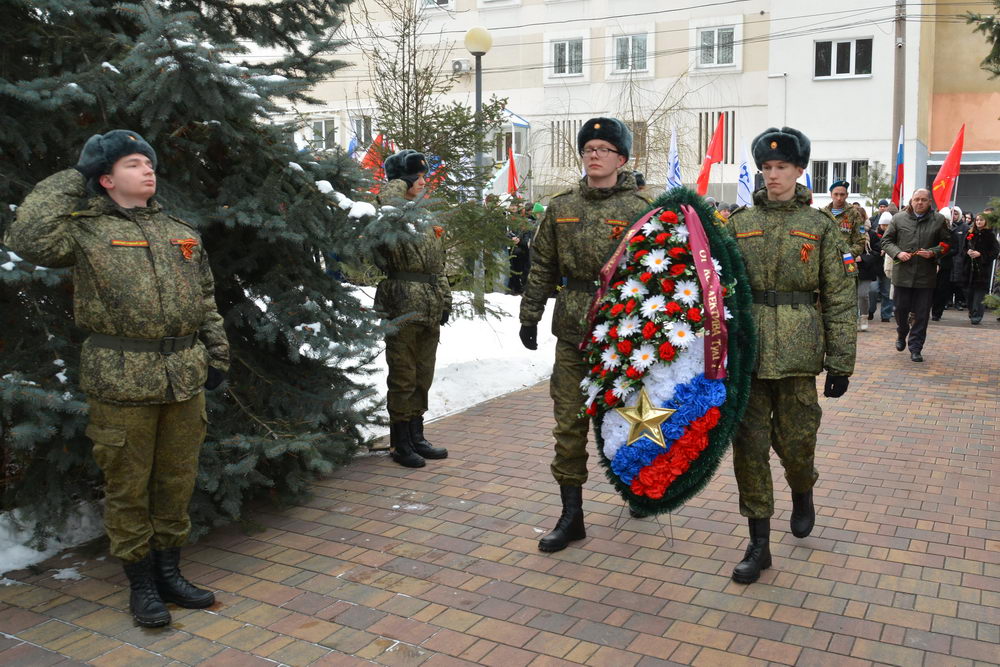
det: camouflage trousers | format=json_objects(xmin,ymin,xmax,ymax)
[
  {"xmin": 550, "ymin": 339, "xmax": 592, "ymax": 486},
  {"xmin": 385, "ymin": 322, "xmax": 439, "ymax": 423},
  {"xmin": 732, "ymin": 376, "xmax": 821, "ymax": 519},
  {"xmin": 86, "ymin": 392, "xmax": 206, "ymax": 562}
]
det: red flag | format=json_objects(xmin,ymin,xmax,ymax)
[
  {"xmin": 932, "ymin": 124, "xmax": 964, "ymax": 210},
  {"xmin": 359, "ymin": 134, "xmax": 389, "ymax": 191},
  {"xmin": 507, "ymin": 146, "xmax": 519, "ymax": 195},
  {"xmin": 696, "ymin": 115, "xmax": 725, "ymax": 196}
]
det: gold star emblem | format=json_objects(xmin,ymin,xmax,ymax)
[
  {"xmin": 770, "ymin": 140, "xmax": 778, "ymax": 149},
  {"xmin": 615, "ymin": 387, "xmax": 676, "ymax": 449}
]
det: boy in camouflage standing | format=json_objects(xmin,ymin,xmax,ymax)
[
  {"xmin": 727, "ymin": 127, "xmax": 857, "ymax": 584},
  {"xmin": 5, "ymin": 130, "xmax": 229, "ymax": 627},
  {"xmin": 518, "ymin": 118, "xmax": 651, "ymax": 553}
]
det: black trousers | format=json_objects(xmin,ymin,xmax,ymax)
[
  {"xmin": 894, "ymin": 286, "xmax": 934, "ymax": 352},
  {"xmin": 931, "ymin": 275, "xmax": 953, "ymax": 317},
  {"xmin": 966, "ymin": 287, "xmax": 988, "ymax": 322}
]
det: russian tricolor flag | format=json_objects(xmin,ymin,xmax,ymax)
[{"xmin": 890, "ymin": 126, "xmax": 904, "ymax": 207}]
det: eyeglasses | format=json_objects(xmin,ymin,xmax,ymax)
[{"xmin": 580, "ymin": 147, "xmax": 620, "ymax": 157}]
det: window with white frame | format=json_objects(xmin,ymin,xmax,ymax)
[
  {"xmin": 814, "ymin": 38, "xmax": 873, "ymax": 78},
  {"xmin": 553, "ymin": 38, "xmax": 583, "ymax": 76},
  {"xmin": 812, "ymin": 161, "xmax": 828, "ymax": 193},
  {"xmin": 550, "ymin": 118, "xmax": 584, "ymax": 168},
  {"xmin": 697, "ymin": 110, "xmax": 737, "ymax": 165},
  {"xmin": 614, "ymin": 34, "xmax": 647, "ymax": 72},
  {"xmin": 423, "ymin": 0, "xmax": 451, "ymax": 7},
  {"xmin": 698, "ymin": 26, "xmax": 735, "ymax": 67},
  {"xmin": 309, "ymin": 119, "xmax": 335, "ymax": 150},
  {"xmin": 850, "ymin": 160, "xmax": 868, "ymax": 194},
  {"xmin": 832, "ymin": 161, "xmax": 847, "ymax": 184},
  {"xmin": 350, "ymin": 116, "xmax": 372, "ymax": 146}
]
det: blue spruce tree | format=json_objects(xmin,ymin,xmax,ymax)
[{"xmin": 0, "ymin": 0, "xmax": 401, "ymax": 546}]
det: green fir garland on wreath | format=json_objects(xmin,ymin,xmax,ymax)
[{"xmin": 586, "ymin": 187, "xmax": 756, "ymax": 515}]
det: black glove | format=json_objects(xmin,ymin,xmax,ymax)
[
  {"xmin": 519, "ymin": 324, "xmax": 537, "ymax": 350},
  {"xmin": 440, "ymin": 310, "xmax": 450, "ymax": 326},
  {"xmin": 823, "ymin": 374, "xmax": 849, "ymax": 398},
  {"xmin": 205, "ymin": 366, "xmax": 226, "ymax": 391}
]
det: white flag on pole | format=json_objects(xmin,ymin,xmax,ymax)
[
  {"xmin": 736, "ymin": 145, "xmax": 753, "ymax": 207},
  {"xmin": 666, "ymin": 127, "xmax": 683, "ymax": 190}
]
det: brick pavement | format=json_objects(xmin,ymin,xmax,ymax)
[{"xmin": 1, "ymin": 309, "xmax": 998, "ymax": 666}]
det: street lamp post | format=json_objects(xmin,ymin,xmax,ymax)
[
  {"xmin": 464, "ymin": 26, "xmax": 493, "ymax": 171},
  {"xmin": 464, "ymin": 26, "xmax": 493, "ymax": 313}
]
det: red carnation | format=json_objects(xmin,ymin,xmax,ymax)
[
  {"xmin": 610, "ymin": 303, "xmax": 625, "ymax": 316},
  {"xmin": 625, "ymin": 298, "xmax": 637, "ymax": 314},
  {"xmin": 591, "ymin": 363, "xmax": 603, "ymax": 375},
  {"xmin": 659, "ymin": 341, "xmax": 676, "ymax": 361},
  {"xmin": 687, "ymin": 308, "xmax": 702, "ymax": 322},
  {"xmin": 939, "ymin": 242, "xmax": 950, "ymax": 253},
  {"xmin": 669, "ymin": 246, "xmax": 686, "ymax": 259},
  {"xmin": 660, "ymin": 278, "xmax": 676, "ymax": 293},
  {"xmin": 617, "ymin": 340, "xmax": 633, "ymax": 355},
  {"xmin": 586, "ymin": 402, "xmax": 598, "ymax": 416},
  {"xmin": 601, "ymin": 303, "xmax": 610, "ymax": 311},
  {"xmin": 634, "ymin": 249, "xmax": 649, "ymax": 261},
  {"xmin": 669, "ymin": 263, "xmax": 687, "ymax": 276},
  {"xmin": 609, "ymin": 325, "xmax": 619, "ymax": 339},
  {"xmin": 659, "ymin": 210, "xmax": 679, "ymax": 223},
  {"xmin": 640, "ymin": 271, "xmax": 653, "ymax": 283},
  {"xmin": 630, "ymin": 235, "xmax": 646, "ymax": 245},
  {"xmin": 611, "ymin": 280, "xmax": 626, "ymax": 289},
  {"xmin": 664, "ymin": 301, "xmax": 682, "ymax": 315},
  {"xmin": 655, "ymin": 232, "xmax": 670, "ymax": 244},
  {"xmin": 604, "ymin": 390, "xmax": 618, "ymax": 406},
  {"xmin": 642, "ymin": 321, "xmax": 658, "ymax": 339},
  {"xmin": 600, "ymin": 369, "xmax": 609, "ymax": 378},
  {"xmin": 625, "ymin": 365, "xmax": 642, "ymax": 379},
  {"xmin": 722, "ymin": 286, "xmax": 728, "ymax": 296}
]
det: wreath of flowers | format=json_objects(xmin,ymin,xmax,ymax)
[{"xmin": 581, "ymin": 188, "xmax": 755, "ymax": 515}]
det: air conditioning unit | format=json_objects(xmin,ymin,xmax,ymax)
[{"xmin": 452, "ymin": 59, "xmax": 471, "ymax": 74}]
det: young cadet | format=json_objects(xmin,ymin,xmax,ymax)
[
  {"xmin": 5, "ymin": 130, "xmax": 229, "ymax": 626},
  {"xmin": 726, "ymin": 127, "xmax": 857, "ymax": 583},
  {"xmin": 518, "ymin": 118, "xmax": 651, "ymax": 553}
]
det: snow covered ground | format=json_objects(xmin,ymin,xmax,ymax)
[{"xmin": 0, "ymin": 290, "xmax": 556, "ymax": 576}]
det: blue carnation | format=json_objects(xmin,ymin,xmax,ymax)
[{"xmin": 611, "ymin": 437, "xmax": 669, "ymax": 485}]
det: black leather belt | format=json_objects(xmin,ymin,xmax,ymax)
[
  {"xmin": 388, "ymin": 271, "xmax": 438, "ymax": 284},
  {"xmin": 564, "ymin": 277, "xmax": 598, "ymax": 294},
  {"xmin": 751, "ymin": 290, "xmax": 817, "ymax": 307},
  {"xmin": 89, "ymin": 332, "xmax": 197, "ymax": 355}
]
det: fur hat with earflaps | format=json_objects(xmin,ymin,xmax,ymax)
[
  {"xmin": 750, "ymin": 127, "xmax": 810, "ymax": 169},
  {"xmin": 76, "ymin": 129, "xmax": 157, "ymax": 194},
  {"xmin": 577, "ymin": 117, "xmax": 632, "ymax": 160},
  {"xmin": 384, "ymin": 149, "xmax": 429, "ymax": 187}
]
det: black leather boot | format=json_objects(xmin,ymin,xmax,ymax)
[
  {"xmin": 731, "ymin": 518, "xmax": 772, "ymax": 584},
  {"xmin": 390, "ymin": 421, "xmax": 425, "ymax": 468},
  {"xmin": 538, "ymin": 485, "xmax": 586, "ymax": 552},
  {"xmin": 408, "ymin": 416, "xmax": 448, "ymax": 459},
  {"xmin": 790, "ymin": 490, "xmax": 815, "ymax": 538},
  {"xmin": 122, "ymin": 555, "xmax": 171, "ymax": 627},
  {"xmin": 152, "ymin": 548, "xmax": 215, "ymax": 608}
]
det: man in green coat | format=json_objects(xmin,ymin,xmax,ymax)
[
  {"xmin": 5, "ymin": 130, "xmax": 229, "ymax": 627},
  {"xmin": 879, "ymin": 188, "xmax": 950, "ymax": 362},
  {"xmin": 727, "ymin": 127, "xmax": 857, "ymax": 584},
  {"xmin": 374, "ymin": 150, "xmax": 451, "ymax": 468},
  {"xmin": 518, "ymin": 118, "xmax": 652, "ymax": 552}
]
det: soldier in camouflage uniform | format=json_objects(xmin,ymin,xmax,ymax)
[
  {"xmin": 727, "ymin": 127, "xmax": 857, "ymax": 584},
  {"xmin": 374, "ymin": 150, "xmax": 451, "ymax": 468},
  {"xmin": 822, "ymin": 180, "xmax": 867, "ymax": 260},
  {"xmin": 5, "ymin": 130, "xmax": 229, "ymax": 627},
  {"xmin": 518, "ymin": 118, "xmax": 652, "ymax": 552}
]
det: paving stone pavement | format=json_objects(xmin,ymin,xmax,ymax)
[{"xmin": 1, "ymin": 309, "xmax": 998, "ymax": 666}]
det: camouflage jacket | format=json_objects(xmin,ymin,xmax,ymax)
[
  {"xmin": 373, "ymin": 179, "xmax": 451, "ymax": 328},
  {"xmin": 4, "ymin": 169, "xmax": 229, "ymax": 405},
  {"xmin": 519, "ymin": 171, "xmax": 651, "ymax": 343},
  {"xmin": 879, "ymin": 209, "xmax": 951, "ymax": 289},
  {"xmin": 729, "ymin": 185, "xmax": 856, "ymax": 378},
  {"xmin": 821, "ymin": 203, "xmax": 867, "ymax": 259}
]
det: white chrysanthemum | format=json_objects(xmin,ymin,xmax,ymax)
[
  {"xmin": 724, "ymin": 306, "xmax": 733, "ymax": 320},
  {"xmin": 622, "ymin": 278, "xmax": 648, "ymax": 299},
  {"xmin": 612, "ymin": 376, "xmax": 632, "ymax": 399},
  {"xmin": 641, "ymin": 249, "xmax": 669, "ymax": 273},
  {"xmin": 592, "ymin": 322, "xmax": 610, "ymax": 342},
  {"xmin": 712, "ymin": 257, "xmax": 723, "ymax": 275},
  {"xmin": 601, "ymin": 346, "xmax": 622, "ymax": 369},
  {"xmin": 673, "ymin": 280, "xmax": 700, "ymax": 306},
  {"xmin": 642, "ymin": 219, "xmax": 663, "ymax": 235},
  {"xmin": 617, "ymin": 315, "xmax": 641, "ymax": 338},
  {"xmin": 630, "ymin": 344, "xmax": 657, "ymax": 371},
  {"xmin": 640, "ymin": 295, "xmax": 667, "ymax": 319},
  {"xmin": 619, "ymin": 254, "xmax": 629, "ymax": 269},
  {"xmin": 667, "ymin": 321, "xmax": 695, "ymax": 347},
  {"xmin": 672, "ymin": 224, "xmax": 690, "ymax": 242}
]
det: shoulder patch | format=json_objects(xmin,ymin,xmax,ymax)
[{"xmin": 842, "ymin": 252, "xmax": 857, "ymax": 274}]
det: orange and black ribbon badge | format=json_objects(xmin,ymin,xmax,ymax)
[
  {"xmin": 432, "ymin": 225, "xmax": 444, "ymax": 239},
  {"xmin": 170, "ymin": 238, "xmax": 198, "ymax": 260},
  {"xmin": 605, "ymin": 219, "xmax": 627, "ymax": 240},
  {"xmin": 800, "ymin": 243, "xmax": 815, "ymax": 262}
]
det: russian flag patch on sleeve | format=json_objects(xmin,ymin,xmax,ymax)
[{"xmin": 842, "ymin": 252, "xmax": 857, "ymax": 274}]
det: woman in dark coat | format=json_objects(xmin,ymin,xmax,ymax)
[{"xmin": 962, "ymin": 212, "xmax": 1000, "ymax": 325}]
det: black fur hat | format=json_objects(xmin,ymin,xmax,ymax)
[
  {"xmin": 76, "ymin": 130, "xmax": 157, "ymax": 194},
  {"xmin": 384, "ymin": 149, "xmax": 428, "ymax": 186},
  {"xmin": 577, "ymin": 117, "xmax": 632, "ymax": 160},
  {"xmin": 750, "ymin": 126, "xmax": 810, "ymax": 169}
]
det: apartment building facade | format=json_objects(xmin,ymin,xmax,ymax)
[{"xmin": 287, "ymin": 0, "xmax": 998, "ymax": 211}]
